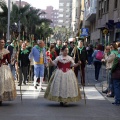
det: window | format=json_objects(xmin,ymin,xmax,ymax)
[
  {"xmin": 106, "ymin": 0, "xmax": 109, "ymax": 12},
  {"xmin": 59, "ymin": 14, "xmax": 63, "ymax": 17},
  {"xmin": 66, "ymin": 3, "xmax": 70, "ymax": 6},
  {"xmin": 98, "ymin": 1, "xmax": 102, "ymax": 18},
  {"xmin": 114, "ymin": 0, "xmax": 118, "ymax": 9},
  {"xmin": 59, "ymin": 20, "xmax": 63, "ymax": 23},
  {"xmin": 101, "ymin": 0, "xmax": 104, "ymax": 14},
  {"xmin": 59, "ymin": 3, "xmax": 64, "ymax": 6},
  {"xmin": 59, "ymin": 8, "xmax": 63, "ymax": 12}
]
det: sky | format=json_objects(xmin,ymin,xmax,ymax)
[{"xmin": 23, "ymin": 0, "xmax": 59, "ymax": 9}]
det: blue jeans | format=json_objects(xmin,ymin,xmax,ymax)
[
  {"xmin": 94, "ymin": 61, "xmax": 102, "ymax": 80},
  {"xmin": 106, "ymin": 70, "xmax": 114, "ymax": 95},
  {"xmin": 88, "ymin": 56, "xmax": 93, "ymax": 65},
  {"xmin": 113, "ymin": 80, "xmax": 120, "ymax": 103}
]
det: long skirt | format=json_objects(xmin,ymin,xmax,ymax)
[
  {"xmin": 44, "ymin": 69, "xmax": 81, "ymax": 103},
  {"xmin": 0, "ymin": 65, "xmax": 16, "ymax": 101}
]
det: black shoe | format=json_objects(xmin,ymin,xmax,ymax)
[
  {"xmin": 60, "ymin": 102, "xmax": 64, "ymax": 106},
  {"xmin": 0, "ymin": 101, "xmax": 2, "ymax": 106},
  {"xmin": 112, "ymin": 102, "xmax": 120, "ymax": 106},
  {"xmin": 35, "ymin": 86, "xmax": 37, "ymax": 89},
  {"xmin": 18, "ymin": 84, "xmax": 22, "ymax": 86},
  {"xmin": 23, "ymin": 82, "xmax": 26, "ymax": 85},
  {"xmin": 102, "ymin": 89, "xmax": 108, "ymax": 94},
  {"xmin": 36, "ymin": 84, "xmax": 39, "ymax": 86},
  {"xmin": 107, "ymin": 94, "xmax": 114, "ymax": 97},
  {"xmin": 41, "ymin": 88, "xmax": 44, "ymax": 90}
]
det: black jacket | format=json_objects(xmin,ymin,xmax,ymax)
[
  {"xmin": 18, "ymin": 50, "xmax": 30, "ymax": 67},
  {"xmin": 55, "ymin": 47, "xmax": 61, "ymax": 56},
  {"xmin": 73, "ymin": 47, "xmax": 88, "ymax": 64}
]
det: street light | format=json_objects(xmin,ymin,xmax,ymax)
[{"xmin": 7, "ymin": 0, "xmax": 10, "ymax": 40}]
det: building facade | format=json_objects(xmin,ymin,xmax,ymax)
[
  {"xmin": 83, "ymin": 0, "xmax": 100, "ymax": 44},
  {"xmin": 58, "ymin": 0, "xmax": 72, "ymax": 29},
  {"xmin": 71, "ymin": 0, "xmax": 84, "ymax": 37},
  {"xmin": 40, "ymin": 6, "xmax": 59, "ymax": 28},
  {"xmin": 96, "ymin": 0, "xmax": 120, "ymax": 44}
]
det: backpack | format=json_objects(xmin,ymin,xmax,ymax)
[{"xmin": 96, "ymin": 50, "xmax": 104, "ymax": 60}]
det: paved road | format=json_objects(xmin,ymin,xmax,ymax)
[{"xmin": 0, "ymin": 66, "xmax": 120, "ymax": 120}]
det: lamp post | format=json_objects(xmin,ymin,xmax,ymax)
[
  {"xmin": 7, "ymin": 0, "xmax": 10, "ymax": 40},
  {"xmin": 18, "ymin": 0, "xmax": 21, "ymax": 41}
]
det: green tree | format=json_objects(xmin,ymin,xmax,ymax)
[{"xmin": 0, "ymin": 0, "xmax": 52, "ymax": 40}]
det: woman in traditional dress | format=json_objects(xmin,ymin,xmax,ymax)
[
  {"xmin": 44, "ymin": 46, "xmax": 81, "ymax": 106},
  {"xmin": 0, "ymin": 39, "xmax": 16, "ymax": 105}
]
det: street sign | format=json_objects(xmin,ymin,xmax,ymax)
[{"xmin": 80, "ymin": 28, "xmax": 89, "ymax": 37}]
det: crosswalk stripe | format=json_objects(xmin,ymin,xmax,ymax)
[{"xmin": 16, "ymin": 84, "xmax": 105, "ymax": 100}]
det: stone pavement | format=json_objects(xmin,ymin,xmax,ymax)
[{"xmin": 0, "ymin": 65, "xmax": 120, "ymax": 120}]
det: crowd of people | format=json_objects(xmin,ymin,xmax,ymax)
[{"xmin": 0, "ymin": 37, "xmax": 120, "ymax": 106}]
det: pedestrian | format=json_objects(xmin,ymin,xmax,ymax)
[
  {"xmin": 102, "ymin": 46, "xmax": 111, "ymax": 94},
  {"xmin": 73, "ymin": 40, "xmax": 88, "ymax": 86},
  {"xmin": 29, "ymin": 40, "xmax": 47, "ymax": 90},
  {"xmin": 92, "ymin": 44, "xmax": 104, "ymax": 81},
  {"xmin": 18, "ymin": 43, "xmax": 30, "ymax": 86},
  {"xmin": 87, "ymin": 44, "xmax": 93, "ymax": 66},
  {"xmin": 0, "ymin": 39, "xmax": 16, "ymax": 106},
  {"xmin": 7, "ymin": 40, "xmax": 17, "ymax": 80},
  {"xmin": 111, "ymin": 47, "xmax": 120, "ymax": 105},
  {"xmin": 44, "ymin": 46, "xmax": 81, "ymax": 106},
  {"xmin": 55, "ymin": 40, "xmax": 62, "ymax": 56},
  {"xmin": 106, "ymin": 43, "xmax": 118, "ymax": 97},
  {"xmin": 69, "ymin": 41, "xmax": 74, "ymax": 56},
  {"xmin": 46, "ymin": 44, "xmax": 57, "ymax": 81}
]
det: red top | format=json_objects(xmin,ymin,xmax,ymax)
[
  {"xmin": 46, "ymin": 51, "xmax": 57, "ymax": 62},
  {"xmin": 57, "ymin": 61, "xmax": 71, "ymax": 72},
  {"xmin": 0, "ymin": 51, "xmax": 10, "ymax": 67}
]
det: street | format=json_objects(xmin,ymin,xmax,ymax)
[{"xmin": 0, "ymin": 66, "xmax": 120, "ymax": 120}]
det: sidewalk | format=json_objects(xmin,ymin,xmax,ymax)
[
  {"xmin": 86, "ymin": 65, "xmax": 114, "ymax": 103},
  {"xmin": 95, "ymin": 80, "xmax": 114, "ymax": 103}
]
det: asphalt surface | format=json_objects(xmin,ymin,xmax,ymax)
[{"xmin": 0, "ymin": 65, "xmax": 120, "ymax": 120}]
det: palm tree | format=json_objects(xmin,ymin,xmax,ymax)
[{"xmin": 0, "ymin": 1, "xmax": 52, "ymax": 40}]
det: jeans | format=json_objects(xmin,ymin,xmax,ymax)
[
  {"xmin": 113, "ymin": 80, "xmax": 120, "ymax": 103},
  {"xmin": 94, "ymin": 61, "xmax": 102, "ymax": 80},
  {"xmin": 88, "ymin": 56, "xmax": 93, "ymax": 65}
]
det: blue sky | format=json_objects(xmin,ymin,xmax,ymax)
[{"xmin": 23, "ymin": 0, "xmax": 59, "ymax": 9}]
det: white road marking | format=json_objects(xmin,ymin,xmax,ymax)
[
  {"xmin": 84, "ymin": 87, "xmax": 105, "ymax": 100},
  {"xmin": 16, "ymin": 84, "xmax": 105, "ymax": 100}
]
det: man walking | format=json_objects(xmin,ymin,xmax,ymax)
[{"xmin": 29, "ymin": 40, "xmax": 47, "ymax": 90}]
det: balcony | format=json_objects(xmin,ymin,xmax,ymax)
[{"xmin": 84, "ymin": 0, "xmax": 97, "ymax": 22}]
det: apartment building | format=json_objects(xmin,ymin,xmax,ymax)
[
  {"xmin": 40, "ymin": 6, "xmax": 59, "ymax": 28},
  {"xmin": 58, "ymin": 0, "xmax": 72, "ymax": 28},
  {"xmin": 96, "ymin": 0, "xmax": 120, "ymax": 44},
  {"xmin": 83, "ymin": 0, "xmax": 99, "ymax": 44}
]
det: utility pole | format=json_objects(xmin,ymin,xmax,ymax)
[{"xmin": 7, "ymin": 0, "xmax": 10, "ymax": 40}]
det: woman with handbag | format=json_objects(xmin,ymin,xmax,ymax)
[{"xmin": 92, "ymin": 44, "xmax": 104, "ymax": 81}]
